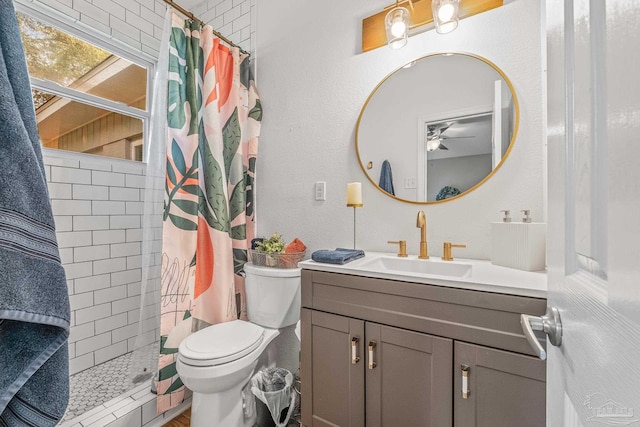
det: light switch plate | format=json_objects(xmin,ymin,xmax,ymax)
[
  {"xmin": 315, "ymin": 181, "xmax": 326, "ymax": 201},
  {"xmin": 404, "ymin": 178, "xmax": 416, "ymax": 189}
]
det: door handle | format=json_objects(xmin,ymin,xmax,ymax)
[
  {"xmin": 368, "ymin": 341, "xmax": 377, "ymax": 370},
  {"xmin": 351, "ymin": 337, "xmax": 360, "ymax": 364},
  {"xmin": 520, "ymin": 307, "xmax": 562, "ymax": 360}
]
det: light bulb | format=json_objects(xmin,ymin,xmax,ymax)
[
  {"xmin": 391, "ymin": 20, "xmax": 407, "ymax": 38},
  {"xmin": 427, "ymin": 139, "xmax": 441, "ymax": 151},
  {"xmin": 386, "ymin": 6, "xmax": 409, "ymax": 49},
  {"xmin": 437, "ymin": 4, "xmax": 455, "ymax": 21}
]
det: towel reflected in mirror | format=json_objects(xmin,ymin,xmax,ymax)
[{"xmin": 379, "ymin": 160, "xmax": 395, "ymax": 196}]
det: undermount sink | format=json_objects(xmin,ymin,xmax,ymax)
[{"xmin": 359, "ymin": 256, "xmax": 472, "ymax": 278}]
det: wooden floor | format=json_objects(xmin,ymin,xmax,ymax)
[{"xmin": 163, "ymin": 408, "xmax": 191, "ymax": 427}]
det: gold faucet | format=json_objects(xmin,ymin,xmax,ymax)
[
  {"xmin": 416, "ymin": 210, "xmax": 429, "ymax": 259},
  {"xmin": 442, "ymin": 242, "xmax": 466, "ymax": 261},
  {"xmin": 388, "ymin": 240, "xmax": 408, "ymax": 257}
]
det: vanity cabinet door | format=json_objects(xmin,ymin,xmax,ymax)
[
  {"xmin": 365, "ymin": 323, "xmax": 453, "ymax": 427},
  {"xmin": 301, "ymin": 309, "xmax": 365, "ymax": 427},
  {"xmin": 453, "ymin": 341, "xmax": 546, "ymax": 427}
]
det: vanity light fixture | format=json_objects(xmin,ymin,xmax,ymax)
[
  {"xmin": 385, "ymin": 1, "xmax": 411, "ymax": 49},
  {"xmin": 432, "ymin": 0, "xmax": 460, "ymax": 34},
  {"xmin": 362, "ymin": 0, "xmax": 502, "ymax": 52}
]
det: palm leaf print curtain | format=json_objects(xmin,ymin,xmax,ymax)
[{"xmin": 156, "ymin": 13, "xmax": 262, "ymax": 412}]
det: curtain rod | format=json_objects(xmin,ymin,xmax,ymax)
[{"xmin": 162, "ymin": 0, "xmax": 249, "ymax": 55}]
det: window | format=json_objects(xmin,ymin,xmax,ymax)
[{"xmin": 16, "ymin": 9, "xmax": 153, "ymax": 162}]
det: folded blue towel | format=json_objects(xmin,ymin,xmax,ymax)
[
  {"xmin": 0, "ymin": 3, "xmax": 70, "ymax": 425},
  {"xmin": 311, "ymin": 248, "xmax": 365, "ymax": 265}
]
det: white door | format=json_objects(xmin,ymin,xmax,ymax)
[
  {"xmin": 543, "ymin": 1, "xmax": 640, "ymax": 426},
  {"xmin": 491, "ymin": 79, "xmax": 509, "ymax": 169}
]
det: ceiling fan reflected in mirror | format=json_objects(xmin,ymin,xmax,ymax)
[{"xmin": 425, "ymin": 122, "xmax": 475, "ymax": 151}]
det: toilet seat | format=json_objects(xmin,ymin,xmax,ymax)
[{"xmin": 178, "ymin": 320, "xmax": 264, "ymax": 367}]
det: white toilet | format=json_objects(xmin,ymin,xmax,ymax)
[{"xmin": 176, "ymin": 263, "xmax": 302, "ymax": 427}]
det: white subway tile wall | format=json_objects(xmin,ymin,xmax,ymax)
[{"xmin": 46, "ymin": 154, "xmax": 149, "ymax": 374}]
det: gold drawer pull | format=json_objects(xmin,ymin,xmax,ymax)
[
  {"xmin": 351, "ymin": 337, "xmax": 360, "ymax": 364},
  {"xmin": 368, "ymin": 341, "xmax": 377, "ymax": 370},
  {"xmin": 462, "ymin": 364, "xmax": 470, "ymax": 399}
]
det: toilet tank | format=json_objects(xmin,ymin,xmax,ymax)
[{"xmin": 244, "ymin": 263, "xmax": 301, "ymax": 328}]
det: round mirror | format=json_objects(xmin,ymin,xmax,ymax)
[{"xmin": 356, "ymin": 53, "xmax": 519, "ymax": 204}]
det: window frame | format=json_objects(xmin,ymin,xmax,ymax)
[{"xmin": 14, "ymin": 0, "xmax": 156, "ymax": 164}]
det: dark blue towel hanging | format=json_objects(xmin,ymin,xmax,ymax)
[
  {"xmin": 379, "ymin": 160, "xmax": 395, "ymax": 196},
  {"xmin": 0, "ymin": 2, "xmax": 70, "ymax": 424}
]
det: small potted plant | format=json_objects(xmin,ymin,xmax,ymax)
[{"xmin": 254, "ymin": 233, "xmax": 286, "ymax": 267}]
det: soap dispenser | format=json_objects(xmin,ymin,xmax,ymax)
[{"xmin": 491, "ymin": 209, "xmax": 546, "ymax": 271}]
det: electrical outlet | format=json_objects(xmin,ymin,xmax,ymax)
[
  {"xmin": 315, "ymin": 181, "xmax": 326, "ymax": 201},
  {"xmin": 404, "ymin": 178, "xmax": 416, "ymax": 189}
]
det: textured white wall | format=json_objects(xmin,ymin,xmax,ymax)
[{"xmin": 255, "ymin": 0, "xmax": 545, "ymax": 260}]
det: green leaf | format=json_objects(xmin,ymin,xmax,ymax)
[
  {"xmin": 169, "ymin": 28, "xmax": 187, "ymax": 74},
  {"xmin": 158, "ymin": 362, "xmax": 177, "ymax": 381},
  {"xmin": 229, "ymin": 179, "xmax": 246, "ymax": 221},
  {"xmin": 248, "ymin": 98, "xmax": 263, "ymax": 122},
  {"xmin": 173, "ymin": 199, "xmax": 199, "ymax": 216},
  {"xmin": 245, "ymin": 173, "xmax": 254, "ymax": 218},
  {"xmin": 168, "ymin": 28, "xmax": 188, "ymax": 130},
  {"xmin": 223, "ymin": 108, "xmax": 241, "ymax": 182},
  {"xmin": 165, "ymin": 377, "xmax": 184, "ymax": 394},
  {"xmin": 168, "ymin": 213, "xmax": 197, "ymax": 231},
  {"xmin": 167, "ymin": 80, "xmax": 186, "ymax": 130},
  {"xmin": 191, "ymin": 145, "xmax": 199, "ymax": 171},
  {"xmin": 233, "ymin": 248, "xmax": 248, "ymax": 275},
  {"xmin": 231, "ymin": 224, "xmax": 246, "ymax": 240},
  {"xmin": 181, "ymin": 185, "xmax": 200, "ymax": 196},
  {"xmin": 184, "ymin": 30, "xmax": 201, "ymax": 136},
  {"xmin": 190, "ymin": 253, "xmax": 196, "ymax": 268},
  {"xmin": 160, "ymin": 336, "xmax": 178, "ymax": 355},
  {"xmin": 166, "ymin": 158, "xmax": 177, "ymax": 186},
  {"xmin": 239, "ymin": 57, "xmax": 251, "ymax": 89},
  {"xmin": 183, "ymin": 310, "xmax": 191, "ymax": 320},
  {"xmin": 198, "ymin": 196, "xmax": 218, "ymax": 230},
  {"xmin": 171, "ymin": 139, "xmax": 187, "ymax": 176},
  {"xmin": 199, "ymin": 138, "xmax": 229, "ymax": 233}
]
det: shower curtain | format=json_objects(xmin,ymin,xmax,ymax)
[{"xmin": 156, "ymin": 13, "xmax": 262, "ymax": 412}]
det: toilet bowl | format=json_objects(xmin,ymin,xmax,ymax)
[{"xmin": 176, "ymin": 264, "xmax": 301, "ymax": 427}]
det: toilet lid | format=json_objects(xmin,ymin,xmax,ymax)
[{"xmin": 178, "ymin": 320, "xmax": 264, "ymax": 367}]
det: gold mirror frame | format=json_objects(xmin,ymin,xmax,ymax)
[{"xmin": 355, "ymin": 52, "xmax": 520, "ymax": 205}]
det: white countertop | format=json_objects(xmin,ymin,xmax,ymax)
[{"xmin": 299, "ymin": 252, "xmax": 547, "ymax": 298}]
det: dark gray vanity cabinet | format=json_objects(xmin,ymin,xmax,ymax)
[
  {"xmin": 300, "ymin": 309, "xmax": 365, "ymax": 427},
  {"xmin": 454, "ymin": 342, "xmax": 546, "ymax": 427},
  {"xmin": 301, "ymin": 308, "xmax": 453, "ymax": 427},
  {"xmin": 365, "ymin": 322, "xmax": 453, "ymax": 427},
  {"xmin": 300, "ymin": 269, "xmax": 547, "ymax": 427}
]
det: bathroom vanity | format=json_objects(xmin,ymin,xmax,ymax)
[{"xmin": 299, "ymin": 254, "xmax": 547, "ymax": 427}]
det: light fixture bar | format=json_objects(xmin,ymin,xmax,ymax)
[{"xmin": 362, "ymin": 0, "xmax": 503, "ymax": 52}]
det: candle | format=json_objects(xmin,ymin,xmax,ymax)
[{"xmin": 346, "ymin": 182, "xmax": 363, "ymax": 206}]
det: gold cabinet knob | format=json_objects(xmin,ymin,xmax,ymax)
[
  {"xmin": 388, "ymin": 240, "xmax": 408, "ymax": 257},
  {"xmin": 442, "ymin": 242, "xmax": 466, "ymax": 261}
]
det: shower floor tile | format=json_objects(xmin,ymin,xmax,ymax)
[{"xmin": 63, "ymin": 343, "xmax": 158, "ymax": 422}]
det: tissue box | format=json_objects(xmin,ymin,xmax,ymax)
[{"xmin": 491, "ymin": 223, "xmax": 546, "ymax": 271}]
